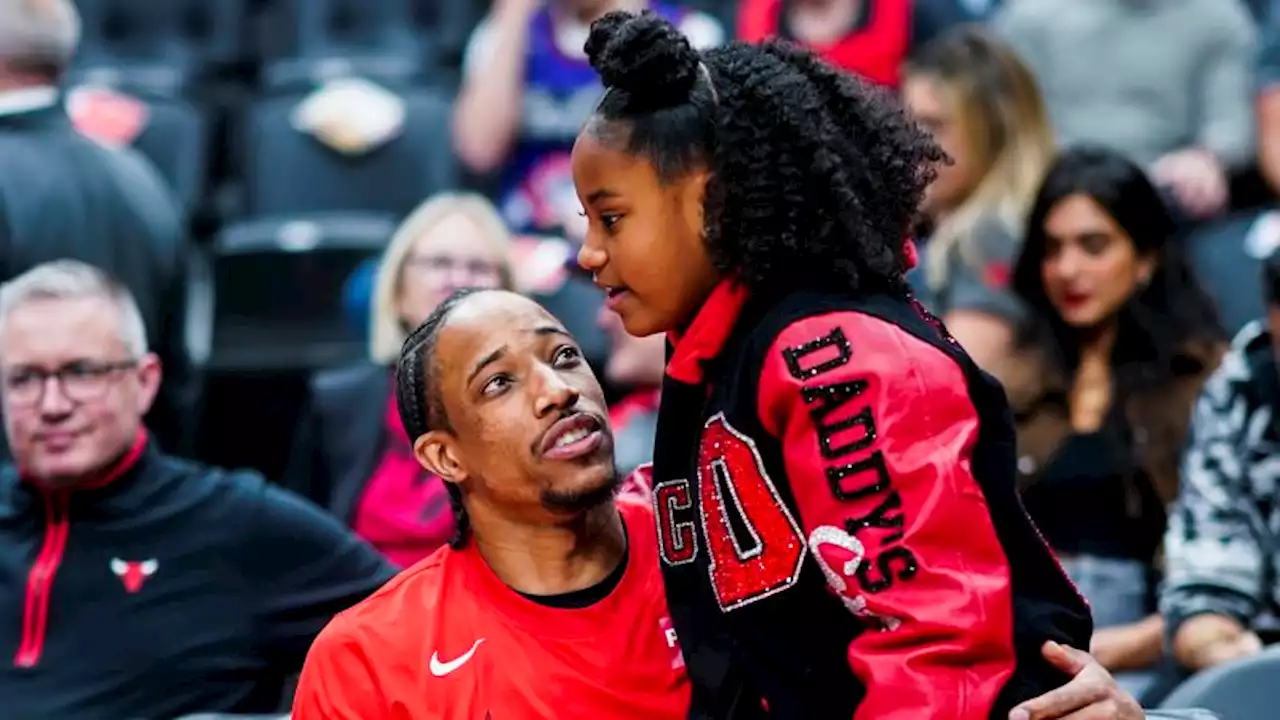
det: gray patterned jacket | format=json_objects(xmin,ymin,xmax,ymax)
[{"xmin": 1161, "ymin": 320, "xmax": 1280, "ymax": 637}]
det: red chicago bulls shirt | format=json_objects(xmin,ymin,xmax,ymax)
[
  {"xmin": 649, "ymin": 282, "xmax": 1092, "ymax": 719},
  {"xmin": 294, "ymin": 498, "xmax": 691, "ymax": 720}
]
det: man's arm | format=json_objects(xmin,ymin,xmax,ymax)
[
  {"xmin": 238, "ymin": 481, "xmax": 398, "ymax": 670},
  {"xmin": 292, "ymin": 616, "xmax": 387, "ymax": 720},
  {"xmin": 1193, "ymin": 0, "xmax": 1258, "ymax": 170},
  {"xmin": 1256, "ymin": 5, "xmax": 1280, "ymax": 193},
  {"xmin": 451, "ymin": 0, "xmax": 540, "ymax": 173},
  {"xmin": 1160, "ymin": 359, "xmax": 1269, "ymax": 671},
  {"xmin": 756, "ymin": 311, "xmax": 1021, "ymax": 719}
]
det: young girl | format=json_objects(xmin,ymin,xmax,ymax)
[{"xmin": 572, "ymin": 11, "xmax": 1093, "ymax": 719}]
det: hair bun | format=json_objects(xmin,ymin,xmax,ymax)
[{"xmin": 585, "ymin": 10, "xmax": 700, "ymax": 110}]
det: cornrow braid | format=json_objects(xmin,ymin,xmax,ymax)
[{"xmin": 394, "ymin": 287, "xmax": 485, "ymax": 549}]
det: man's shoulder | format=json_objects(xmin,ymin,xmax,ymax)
[
  {"xmin": 150, "ymin": 455, "xmax": 329, "ymax": 532},
  {"xmin": 156, "ymin": 454, "xmax": 271, "ymax": 500},
  {"xmin": 1202, "ymin": 321, "xmax": 1277, "ymax": 402},
  {"xmin": 334, "ymin": 548, "xmax": 456, "ymax": 632}
]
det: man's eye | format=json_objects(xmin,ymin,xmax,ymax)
[
  {"xmin": 6, "ymin": 374, "xmax": 34, "ymax": 388},
  {"xmin": 552, "ymin": 346, "xmax": 582, "ymax": 367},
  {"xmin": 481, "ymin": 375, "xmax": 511, "ymax": 396}
]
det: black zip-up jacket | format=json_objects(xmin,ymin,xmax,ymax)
[
  {"xmin": 0, "ymin": 432, "xmax": 397, "ymax": 719},
  {"xmin": 650, "ymin": 282, "xmax": 1092, "ymax": 719}
]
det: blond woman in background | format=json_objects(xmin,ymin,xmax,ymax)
[
  {"xmin": 903, "ymin": 24, "xmax": 1055, "ymax": 370},
  {"xmin": 285, "ymin": 193, "xmax": 515, "ymax": 568}
]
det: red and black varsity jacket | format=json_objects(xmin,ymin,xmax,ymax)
[{"xmin": 650, "ymin": 281, "xmax": 1092, "ymax": 720}]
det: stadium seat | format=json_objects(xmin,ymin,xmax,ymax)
[
  {"xmin": 72, "ymin": 0, "xmax": 247, "ymax": 91},
  {"xmin": 256, "ymin": 0, "xmax": 422, "ymax": 64},
  {"xmin": 1158, "ymin": 644, "xmax": 1280, "ymax": 719},
  {"xmin": 418, "ymin": 0, "xmax": 487, "ymax": 70},
  {"xmin": 66, "ymin": 84, "xmax": 210, "ymax": 219},
  {"xmin": 208, "ymin": 213, "xmax": 397, "ymax": 372},
  {"xmin": 262, "ymin": 51, "xmax": 427, "ymax": 94},
  {"xmin": 195, "ymin": 213, "xmax": 393, "ymax": 476},
  {"xmin": 239, "ymin": 84, "xmax": 457, "ymax": 217}
]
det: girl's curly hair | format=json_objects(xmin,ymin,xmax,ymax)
[{"xmin": 585, "ymin": 10, "xmax": 943, "ymax": 296}]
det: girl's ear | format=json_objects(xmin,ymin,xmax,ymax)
[{"xmin": 680, "ymin": 168, "xmax": 711, "ymax": 238}]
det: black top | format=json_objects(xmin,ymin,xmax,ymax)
[
  {"xmin": 1022, "ymin": 431, "xmax": 1166, "ymax": 562},
  {"xmin": 0, "ymin": 437, "xmax": 397, "ymax": 720}
]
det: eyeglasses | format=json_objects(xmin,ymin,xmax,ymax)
[
  {"xmin": 2, "ymin": 359, "xmax": 139, "ymax": 407},
  {"xmin": 403, "ymin": 255, "xmax": 504, "ymax": 281}
]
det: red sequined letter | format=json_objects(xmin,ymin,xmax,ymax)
[
  {"xmin": 698, "ymin": 414, "xmax": 806, "ymax": 611},
  {"xmin": 655, "ymin": 478, "xmax": 698, "ymax": 565}
]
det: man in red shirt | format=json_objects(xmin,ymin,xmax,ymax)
[{"xmin": 293, "ymin": 288, "xmax": 1146, "ymax": 720}]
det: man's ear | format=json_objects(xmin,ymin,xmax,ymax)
[
  {"xmin": 414, "ymin": 430, "xmax": 467, "ymax": 485},
  {"xmin": 134, "ymin": 352, "xmax": 162, "ymax": 416}
]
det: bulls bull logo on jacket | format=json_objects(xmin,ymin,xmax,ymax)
[{"xmin": 110, "ymin": 558, "xmax": 158, "ymax": 593}]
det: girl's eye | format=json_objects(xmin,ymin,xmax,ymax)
[
  {"xmin": 601, "ymin": 214, "xmax": 621, "ymax": 231},
  {"xmin": 481, "ymin": 375, "xmax": 511, "ymax": 396},
  {"xmin": 553, "ymin": 345, "xmax": 582, "ymax": 367}
]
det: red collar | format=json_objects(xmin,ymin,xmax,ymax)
[
  {"xmin": 21, "ymin": 428, "xmax": 149, "ymax": 492},
  {"xmin": 666, "ymin": 280, "xmax": 749, "ymax": 385}
]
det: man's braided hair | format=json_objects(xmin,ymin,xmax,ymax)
[{"xmin": 394, "ymin": 287, "xmax": 485, "ymax": 549}]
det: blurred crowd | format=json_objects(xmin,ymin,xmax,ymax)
[{"xmin": 3, "ymin": 0, "xmax": 1280, "ymax": 717}]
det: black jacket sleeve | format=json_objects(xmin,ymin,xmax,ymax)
[
  {"xmin": 236, "ymin": 480, "xmax": 397, "ymax": 670},
  {"xmin": 282, "ymin": 394, "xmax": 334, "ymax": 509}
]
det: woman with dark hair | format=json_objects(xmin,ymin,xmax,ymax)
[
  {"xmin": 995, "ymin": 147, "xmax": 1227, "ymax": 701},
  {"xmin": 571, "ymin": 10, "xmax": 1095, "ymax": 718}
]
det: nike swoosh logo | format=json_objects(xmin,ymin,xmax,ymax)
[{"xmin": 429, "ymin": 638, "xmax": 485, "ymax": 677}]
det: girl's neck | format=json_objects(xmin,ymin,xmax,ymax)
[{"xmin": 1076, "ymin": 321, "xmax": 1117, "ymax": 366}]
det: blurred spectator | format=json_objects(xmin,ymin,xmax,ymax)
[
  {"xmin": 738, "ymin": 0, "xmax": 989, "ymax": 87},
  {"xmin": 1255, "ymin": 1, "xmax": 1280, "ymax": 196},
  {"xmin": 286, "ymin": 193, "xmax": 515, "ymax": 568},
  {"xmin": 599, "ymin": 306, "xmax": 664, "ymax": 476},
  {"xmin": 902, "ymin": 24, "xmax": 1055, "ymax": 369},
  {"xmin": 1161, "ymin": 247, "xmax": 1280, "ymax": 676},
  {"xmin": 0, "ymin": 261, "xmax": 394, "ymax": 719},
  {"xmin": 0, "ymin": 0, "xmax": 192, "ymax": 457},
  {"xmin": 991, "ymin": 148, "xmax": 1225, "ymax": 701},
  {"xmin": 994, "ymin": 0, "xmax": 1257, "ymax": 220},
  {"xmin": 451, "ymin": 0, "xmax": 723, "ymax": 235}
]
